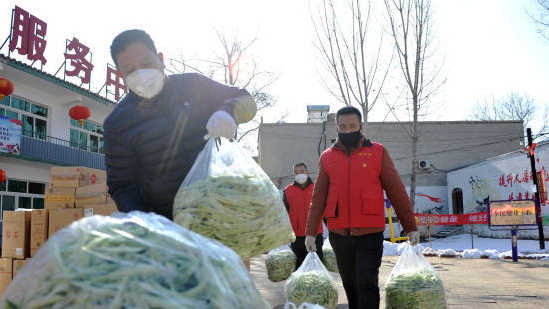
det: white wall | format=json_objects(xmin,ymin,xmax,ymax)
[
  {"xmin": 447, "ymin": 142, "xmax": 549, "ymax": 239},
  {"xmin": 0, "ymin": 157, "xmax": 50, "ymax": 184}
]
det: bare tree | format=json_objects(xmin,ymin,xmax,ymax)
[
  {"xmin": 310, "ymin": 0, "xmax": 392, "ymax": 131},
  {"xmin": 528, "ymin": 0, "xmax": 549, "ymax": 41},
  {"xmin": 167, "ymin": 29, "xmax": 282, "ymax": 145},
  {"xmin": 469, "ymin": 92, "xmax": 549, "ymax": 140},
  {"xmin": 384, "ymin": 0, "xmax": 445, "ymax": 211}
]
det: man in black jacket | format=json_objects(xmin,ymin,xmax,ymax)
[{"xmin": 103, "ymin": 29, "xmax": 256, "ymax": 220}]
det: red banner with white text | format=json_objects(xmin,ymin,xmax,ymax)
[{"xmin": 415, "ymin": 212, "xmax": 488, "ymax": 226}]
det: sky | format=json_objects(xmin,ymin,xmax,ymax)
[{"xmin": 1, "ymin": 0, "xmax": 549, "ymax": 127}]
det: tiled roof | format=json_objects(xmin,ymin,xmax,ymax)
[{"xmin": 0, "ymin": 53, "xmax": 117, "ymax": 107}]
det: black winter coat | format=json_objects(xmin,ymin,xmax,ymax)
[{"xmin": 103, "ymin": 73, "xmax": 255, "ymax": 219}]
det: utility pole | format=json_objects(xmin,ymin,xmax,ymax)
[{"xmin": 527, "ymin": 128, "xmax": 545, "ymax": 250}]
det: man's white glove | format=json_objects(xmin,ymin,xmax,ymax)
[
  {"xmin": 205, "ymin": 110, "xmax": 237, "ymax": 139},
  {"xmin": 408, "ymin": 231, "xmax": 420, "ymax": 246},
  {"xmin": 305, "ymin": 235, "xmax": 317, "ymax": 252}
]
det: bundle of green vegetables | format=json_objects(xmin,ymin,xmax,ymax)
[
  {"xmin": 1, "ymin": 212, "xmax": 270, "ymax": 309},
  {"xmin": 321, "ymin": 240, "xmax": 338, "ymax": 273},
  {"xmin": 173, "ymin": 138, "xmax": 295, "ymax": 260},
  {"xmin": 385, "ymin": 271, "xmax": 447, "ymax": 309},
  {"xmin": 384, "ymin": 244, "xmax": 447, "ymax": 309},
  {"xmin": 265, "ymin": 245, "xmax": 296, "ymax": 282},
  {"xmin": 284, "ymin": 253, "xmax": 338, "ymax": 309}
]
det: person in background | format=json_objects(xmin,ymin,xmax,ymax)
[
  {"xmin": 283, "ymin": 163, "xmax": 324, "ymax": 269},
  {"xmin": 304, "ymin": 106, "xmax": 419, "ymax": 309}
]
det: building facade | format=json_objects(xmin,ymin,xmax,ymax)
[
  {"xmin": 258, "ymin": 118, "xmax": 524, "ymax": 216},
  {"xmin": 447, "ymin": 141, "xmax": 549, "ymax": 239},
  {"xmin": 0, "ymin": 54, "xmax": 116, "ymax": 215}
]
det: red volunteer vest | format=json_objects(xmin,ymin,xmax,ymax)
[
  {"xmin": 285, "ymin": 183, "xmax": 322, "ymax": 236},
  {"xmin": 321, "ymin": 142, "xmax": 385, "ymax": 230}
]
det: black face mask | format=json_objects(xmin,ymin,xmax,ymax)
[{"xmin": 338, "ymin": 130, "xmax": 362, "ymax": 148}]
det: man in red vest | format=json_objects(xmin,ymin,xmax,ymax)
[
  {"xmin": 283, "ymin": 163, "xmax": 324, "ymax": 269},
  {"xmin": 305, "ymin": 106, "xmax": 419, "ymax": 309}
]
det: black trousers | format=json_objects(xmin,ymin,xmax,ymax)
[
  {"xmin": 330, "ymin": 232, "xmax": 384, "ymax": 309},
  {"xmin": 291, "ymin": 235, "xmax": 324, "ymax": 269}
]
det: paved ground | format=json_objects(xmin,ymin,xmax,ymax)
[{"xmin": 250, "ymin": 254, "xmax": 549, "ymax": 308}]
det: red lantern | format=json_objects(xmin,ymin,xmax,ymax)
[
  {"xmin": 69, "ymin": 105, "xmax": 91, "ymax": 127},
  {"xmin": 0, "ymin": 169, "xmax": 5, "ymax": 184},
  {"xmin": 0, "ymin": 77, "xmax": 14, "ymax": 100}
]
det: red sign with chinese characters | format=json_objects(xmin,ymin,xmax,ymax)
[
  {"xmin": 415, "ymin": 212, "xmax": 488, "ymax": 226},
  {"xmin": 64, "ymin": 37, "xmax": 94, "ymax": 84},
  {"xmin": 9, "ymin": 6, "xmax": 47, "ymax": 65}
]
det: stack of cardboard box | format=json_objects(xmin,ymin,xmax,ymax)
[
  {"xmin": 47, "ymin": 166, "xmax": 117, "ymax": 237},
  {"xmin": 0, "ymin": 166, "xmax": 118, "ymax": 296},
  {"xmin": 1, "ymin": 210, "xmax": 32, "ymax": 295}
]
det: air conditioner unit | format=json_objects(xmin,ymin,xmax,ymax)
[{"xmin": 418, "ymin": 159, "xmax": 431, "ymax": 169}]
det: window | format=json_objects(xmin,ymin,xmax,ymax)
[
  {"xmin": 0, "ymin": 179, "xmax": 47, "ymax": 219},
  {"xmin": 70, "ymin": 119, "xmax": 104, "ymax": 153},
  {"xmin": 0, "ymin": 96, "xmax": 48, "ymax": 140}
]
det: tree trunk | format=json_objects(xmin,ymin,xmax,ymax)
[
  {"xmin": 362, "ymin": 105, "xmax": 369, "ymax": 136},
  {"xmin": 409, "ymin": 96, "xmax": 419, "ymax": 212}
]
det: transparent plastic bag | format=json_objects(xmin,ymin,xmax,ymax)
[
  {"xmin": 284, "ymin": 301, "xmax": 327, "ymax": 309},
  {"xmin": 285, "ymin": 252, "xmax": 338, "ymax": 309},
  {"xmin": 385, "ymin": 244, "xmax": 447, "ymax": 309},
  {"xmin": 1, "ymin": 211, "xmax": 270, "ymax": 309},
  {"xmin": 173, "ymin": 138, "xmax": 295, "ymax": 260},
  {"xmin": 321, "ymin": 239, "xmax": 338, "ymax": 272},
  {"xmin": 265, "ymin": 244, "xmax": 297, "ymax": 282}
]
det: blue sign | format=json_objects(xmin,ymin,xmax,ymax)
[{"xmin": 0, "ymin": 115, "xmax": 22, "ymax": 154}]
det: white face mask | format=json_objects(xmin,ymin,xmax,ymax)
[
  {"xmin": 295, "ymin": 173, "xmax": 308, "ymax": 184},
  {"xmin": 125, "ymin": 69, "xmax": 164, "ymax": 99}
]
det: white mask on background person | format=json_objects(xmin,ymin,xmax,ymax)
[
  {"xmin": 295, "ymin": 173, "xmax": 308, "ymax": 184},
  {"xmin": 125, "ymin": 69, "xmax": 164, "ymax": 99}
]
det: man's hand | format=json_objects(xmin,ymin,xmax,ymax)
[
  {"xmin": 305, "ymin": 235, "xmax": 317, "ymax": 252},
  {"xmin": 408, "ymin": 231, "xmax": 420, "ymax": 246},
  {"xmin": 206, "ymin": 110, "xmax": 237, "ymax": 139}
]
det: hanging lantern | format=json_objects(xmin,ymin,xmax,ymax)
[
  {"xmin": 69, "ymin": 105, "xmax": 91, "ymax": 127},
  {"xmin": 0, "ymin": 77, "xmax": 14, "ymax": 100},
  {"xmin": 0, "ymin": 169, "xmax": 5, "ymax": 184}
]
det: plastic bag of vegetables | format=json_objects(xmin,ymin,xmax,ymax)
[
  {"xmin": 384, "ymin": 243, "xmax": 447, "ymax": 309},
  {"xmin": 173, "ymin": 138, "xmax": 295, "ymax": 260},
  {"xmin": 0, "ymin": 211, "xmax": 270, "ymax": 309},
  {"xmin": 265, "ymin": 245, "xmax": 297, "ymax": 282},
  {"xmin": 284, "ymin": 302, "xmax": 327, "ymax": 309},
  {"xmin": 321, "ymin": 239, "xmax": 338, "ymax": 273},
  {"xmin": 285, "ymin": 252, "xmax": 338, "ymax": 309}
]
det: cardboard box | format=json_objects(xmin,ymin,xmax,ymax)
[
  {"xmin": 44, "ymin": 188, "xmax": 76, "ymax": 210},
  {"xmin": 0, "ymin": 258, "xmax": 12, "ymax": 297},
  {"xmin": 79, "ymin": 167, "xmax": 106, "ymax": 187},
  {"xmin": 75, "ymin": 183, "xmax": 107, "ymax": 207},
  {"xmin": 1, "ymin": 211, "xmax": 31, "ymax": 259},
  {"xmin": 50, "ymin": 166, "xmax": 81, "ymax": 188},
  {"xmin": 106, "ymin": 194, "xmax": 114, "ymax": 204},
  {"xmin": 83, "ymin": 203, "xmax": 118, "ymax": 217},
  {"xmin": 30, "ymin": 209, "xmax": 48, "ymax": 257},
  {"xmin": 12, "ymin": 259, "xmax": 29, "ymax": 278},
  {"xmin": 48, "ymin": 208, "xmax": 84, "ymax": 238}
]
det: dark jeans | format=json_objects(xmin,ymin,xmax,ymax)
[
  {"xmin": 330, "ymin": 232, "xmax": 384, "ymax": 309},
  {"xmin": 291, "ymin": 234, "xmax": 324, "ymax": 269}
]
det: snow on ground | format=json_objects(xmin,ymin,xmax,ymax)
[{"xmin": 383, "ymin": 234, "xmax": 549, "ymax": 260}]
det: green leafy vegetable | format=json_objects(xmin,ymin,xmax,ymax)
[
  {"xmin": 285, "ymin": 271, "xmax": 338, "ymax": 309},
  {"xmin": 1, "ymin": 213, "xmax": 270, "ymax": 309},
  {"xmin": 385, "ymin": 270, "xmax": 447, "ymax": 309},
  {"xmin": 265, "ymin": 247, "xmax": 296, "ymax": 282},
  {"xmin": 173, "ymin": 174, "xmax": 295, "ymax": 259},
  {"xmin": 322, "ymin": 246, "xmax": 338, "ymax": 273}
]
